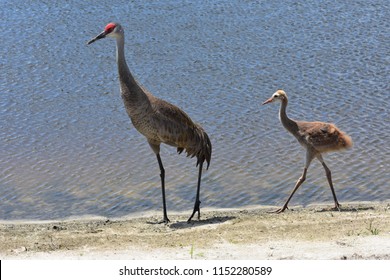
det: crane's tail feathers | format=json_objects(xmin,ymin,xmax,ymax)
[
  {"xmin": 340, "ymin": 132, "xmax": 353, "ymax": 149},
  {"xmin": 178, "ymin": 125, "xmax": 212, "ymax": 169},
  {"xmin": 197, "ymin": 129, "xmax": 212, "ymax": 170}
]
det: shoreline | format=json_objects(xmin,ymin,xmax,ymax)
[{"xmin": 1, "ymin": 201, "xmax": 389, "ymax": 260}]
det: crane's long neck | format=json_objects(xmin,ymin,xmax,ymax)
[
  {"xmin": 279, "ymin": 98, "xmax": 298, "ymax": 134},
  {"xmin": 115, "ymin": 34, "xmax": 151, "ymax": 111}
]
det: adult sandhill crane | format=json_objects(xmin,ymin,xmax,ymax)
[
  {"xmin": 87, "ymin": 23, "xmax": 212, "ymax": 223},
  {"xmin": 262, "ymin": 90, "xmax": 352, "ymax": 213}
]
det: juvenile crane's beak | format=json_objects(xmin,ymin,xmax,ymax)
[
  {"xmin": 87, "ymin": 31, "xmax": 106, "ymax": 45},
  {"xmin": 262, "ymin": 97, "xmax": 273, "ymax": 105}
]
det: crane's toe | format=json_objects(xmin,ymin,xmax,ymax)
[
  {"xmin": 158, "ymin": 216, "xmax": 170, "ymax": 224},
  {"xmin": 331, "ymin": 203, "xmax": 342, "ymax": 212},
  {"xmin": 268, "ymin": 206, "xmax": 289, "ymax": 214},
  {"xmin": 187, "ymin": 200, "xmax": 201, "ymax": 223}
]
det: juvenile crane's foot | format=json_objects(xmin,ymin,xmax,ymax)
[{"xmin": 187, "ymin": 200, "xmax": 201, "ymax": 223}]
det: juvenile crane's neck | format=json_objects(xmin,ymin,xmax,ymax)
[
  {"xmin": 115, "ymin": 34, "xmax": 151, "ymax": 110},
  {"xmin": 279, "ymin": 98, "xmax": 298, "ymax": 134}
]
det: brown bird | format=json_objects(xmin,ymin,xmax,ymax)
[
  {"xmin": 262, "ymin": 90, "xmax": 352, "ymax": 213},
  {"xmin": 87, "ymin": 23, "xmax": 212, "ymax": 223}
]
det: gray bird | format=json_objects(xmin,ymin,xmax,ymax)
[{"xmin": 88, "ymin": 23, "xmax": 212, "ymax": 223}]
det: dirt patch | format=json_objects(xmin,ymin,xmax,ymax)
[{"xmin": 1, "ymin": 202, "xmax": 389, "ymax": 259}]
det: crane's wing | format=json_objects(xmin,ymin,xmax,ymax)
[
  {"xmin": 151, "ymin": 98, "xmax": 211, "ymax": 167},
  {"xmin": 297, "ymin": 121, "xmax": 341, "ymax": 151},
  {"xmin": 150, "ymin": 98, "xmax": 197, "ymax": 144}
]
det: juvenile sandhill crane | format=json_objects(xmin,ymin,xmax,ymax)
[
  {"xmin": 87, "ymin": 23, "xmax": 212, "ymax": 223},
  {"xmin": 262, "ymin": 90, "xmax": 352, "ymax": 213}
]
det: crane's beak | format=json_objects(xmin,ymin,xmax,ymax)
[
  {"xmin": 262, "ymin": 97, "xmax": 273, "ymax": 105},
  {"xmin": 87, "ymin": 31, "xmax": 106, "ymax": 45}
]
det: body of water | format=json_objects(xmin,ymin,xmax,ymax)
[{"xmin": 1, "ymin": 0, "xmax": 389, "ymax": 220}]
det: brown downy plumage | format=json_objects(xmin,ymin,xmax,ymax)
[
  {"xmin": 296, "ymin": 121, "xmax": 353, "ymax": 153},
  {"xmin": 263, "ymin": 90, "xmax": 352, "ymax": 213}
]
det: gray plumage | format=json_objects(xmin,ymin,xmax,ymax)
[{"xmin": 88, "ymin": 22, "xmax": 211, "ymax": 223}]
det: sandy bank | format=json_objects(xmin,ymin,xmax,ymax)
[{"xmin": 1, "ymin": 202, "xmax": 389, "ymax": 260}]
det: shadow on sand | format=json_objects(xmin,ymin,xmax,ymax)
[
  {"xmin": 168, "ymin": 215, "xmax": 236, "ymax": 229},
  {"xmin": 314, "ymin": 205, "xmax": 375, "ymax": 213}
]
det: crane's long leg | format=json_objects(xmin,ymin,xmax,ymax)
[
  {"xmin": 156, "ymin": 154, "xmax": 170, "ymax": 223},
  {"xmin": 272, "ymin": 151, "xmax": 314, "ymax": 214},
  {"xmin": 273, "ymin": 167, "xmax": 307, "ymax": 213},
  {"xmin": 187, "ymin": 161, "xmax": 203, "ymax": 223},
  {"xmin": 317, "ymin": 155, "xmax": 341, "ymax": 211}
]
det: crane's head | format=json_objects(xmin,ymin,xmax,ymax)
[
  {"xmin": 262, "ymin": 90, "xmax": 287, "ymax": 105},
  {"xmin": 87, "ymin": 22, "xmax": 123, "ymax": 45}
]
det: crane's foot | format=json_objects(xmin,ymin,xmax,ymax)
[
  {"xmin": 187, "ymin": 200, "xmax": 201, "ymax": 223},
  {"xmin": 268, "ymin": 206, "xmax": 289, "ymax": 214},
  {"xmin": 150, "ymin": 217, "xmax": 170, "ymax": 225},
  {"xmin": 157, "ymin": 215, "xmax": 170, "ymax": 224},
  {"xmin": 330, "ymin": 203, "xmax": 341, "ymax": 212}
]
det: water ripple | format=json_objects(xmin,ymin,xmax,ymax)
[{"xmin": 0, "ymin": 0, "xmax": 389, "ymax": 220}]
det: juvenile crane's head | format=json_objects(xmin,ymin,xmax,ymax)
[
  {"xmin": 87, "ymin": 22, "xmax": 123, "ymax": 45},
  {"xmin": 262, "ymin": 90, "xmax": 287, "ymax": 105}
]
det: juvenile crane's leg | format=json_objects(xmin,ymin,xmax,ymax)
[
  {"xmin": 188, "ymin": 161, "xmax": 203, "ymax": 223},
  {"xmin": 156, "ymin": 154, "xmax": 170, "ymax": 223},
  {"xmin": 317, "ymin": 155, "xmax": 341, "ymax": 211},
  {"xmin": 273, "ymin": 168, "xmax": 307, "ymax": 213},
  {"xmin": 273, "ymin": 151, "xmax": 314, "ymax": 213}
]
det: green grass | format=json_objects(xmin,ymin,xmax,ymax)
[
  {"xmin": 367, "ymin": 221, "xmax": 380, "ymax": 235},
  {"xmin": 190, "ymin": 244, "xmax": 194, "ymax": 259},
  {"xmin": 189, "ymin": 244, "xmax": 205, "ymax": 259}
]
